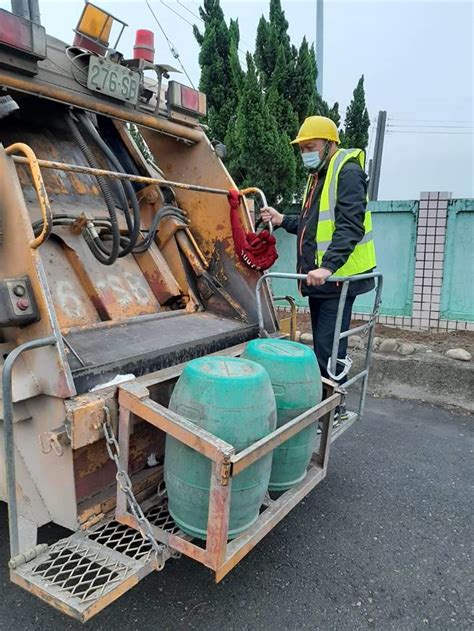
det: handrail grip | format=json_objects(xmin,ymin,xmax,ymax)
[
  {"xmin": 256, "ymin": 272, "xmax": 383, "ymax": 337},
  {"xmin": 239, "ymin": 187, "xmax": 273, "ymax": 234},
  {"xmin": 256, "ymin": 271, "xmax": 383, "ymax": 420},
  {"xmin": 5, "ymin": 143, "xmax": 53, "ymax": 248},
  {"xmin": 2, "ymin": 336, "xmax": 57, "ymax": 560}
]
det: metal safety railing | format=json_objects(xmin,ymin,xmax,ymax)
[
  {"xmin": 239, "ymin": 187, "xmax": 272, "ymax": 234},
  {"xmin": 2, "ymin": 336, "xmax": 57, "ymax": 562},
  {"xmin": 9, "ymin": 154, "xmax": 274, "ymax": 235},
  {"xmin": 256, "ymin": 272, "xmax": 383, "ymax": 419},
  {"xmin": 273, "ymin": 295, "xmax": 297, "ymax": 340}
]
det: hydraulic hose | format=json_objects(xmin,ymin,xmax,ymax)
[
  {"xmin": 76, "ymin": 111, "xmax": 141, "ymax": 256},
  {"xmin": 82, "ymin": 207, "xmax": 186, "ymax": 253},
  {"xmin": 133, "ymin": 205, "xmax": 187, "ymax": 253},
  {"xmin": 67, "ymin": 115, "xmax": 120, "ymax": 265},
  {"xmin": 32, "ymin": 207, "xmax": 187, "ymax": 254},
  {"xmin": 93, "ymin": 205, "xmax": 186, "ymax": 252},
  {"xmin": 75, "ymin": 112, "xmax": 134, "ymax": 255},
  {"xmin": 32, "ymin": 214, "xmax": 112, "ymax": 237}
]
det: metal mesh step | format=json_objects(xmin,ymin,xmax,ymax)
[
  {"xmin": 11, "ymin": 498, "xmax": 180, "ymax": 622},
  {"xmin": 88, "ymin": 500, "xmax": 182, "ymax": 562}
]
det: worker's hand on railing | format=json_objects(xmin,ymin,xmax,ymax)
[
  {"xmin": 307, "ymin": 268, "xmax": 332, "ymax": 287},
  {"xmin": 261, "ymin": 206, "xmax": 284, "ymax": 227}
]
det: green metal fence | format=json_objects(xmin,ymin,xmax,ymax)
[
  {"xmin": 271, "ymin": 231, "xmax": 305, "ymax": 306},
  {"xmin": 440, "ymin": 199, "xmax": 474, "ymax": 322},
  {"xmin": 353, "ymin": 201, "xmax": 417, "ymax": 316},
  {"xmin": 271, "ymin": 200, "xmax": 418, "ymax": 316}
]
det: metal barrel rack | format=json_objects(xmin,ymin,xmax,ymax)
[{"xmin": 115, "ymin": 344, "xmax": 341, "ymax": 583}]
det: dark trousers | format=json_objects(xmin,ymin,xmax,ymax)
[{"xmin": 308, "ymin": 295, "xmax": 356, "ymax": 383}]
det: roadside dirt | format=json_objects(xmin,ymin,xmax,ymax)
[{"xmin": 277, "ymin": 308, "xmax": 474, "ymax": 354}]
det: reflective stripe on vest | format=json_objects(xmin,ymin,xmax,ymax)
[{"xmin": 311, "ymin": 148, "xmax": 377, "ymax": 276}]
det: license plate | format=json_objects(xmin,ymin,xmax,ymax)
[{"xmin": 87, "ymin": 57, "xmax": 140, "ymax": 105}]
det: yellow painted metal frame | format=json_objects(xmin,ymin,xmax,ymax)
[{"xmin": 5, "ymin": 143, "xmax": 52, "ymax": 248}]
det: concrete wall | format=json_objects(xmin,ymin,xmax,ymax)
[{"xmin": 271, "ymin": 192, "xmax": 474, "ymax": 331}]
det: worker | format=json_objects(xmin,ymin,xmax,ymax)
[{"xmin": 262, "ymin": 115, "xmax": 376, "ymax": 423}]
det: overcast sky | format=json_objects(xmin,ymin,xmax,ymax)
[{"xmin": 2, "ymin": 0, "xmax": 473, "ymax": 199}]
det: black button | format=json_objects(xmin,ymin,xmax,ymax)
[{"xmin": 13, "ymin": 284, "xmax": 26, "ymax": 297}]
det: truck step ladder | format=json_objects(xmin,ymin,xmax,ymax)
[{"xmin": 10, "ymin": 497, "xmax": 180, "ymax": 622}]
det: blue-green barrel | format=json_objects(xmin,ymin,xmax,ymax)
[
  {"xmin": 241, "ymin": 339, "xmax": 322, "ymax": 491},
  {"xmin": 164, "ymin": 356, "xmax": 277, "ymax": 539}
]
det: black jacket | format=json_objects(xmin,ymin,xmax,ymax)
[{"xmin": 281, "ymin": 159, "xmax": 375, "ymax": 298}]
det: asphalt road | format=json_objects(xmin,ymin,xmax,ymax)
[{"xmin": 1, "ymin": 396, "xmax": 472, "ymax": 630}]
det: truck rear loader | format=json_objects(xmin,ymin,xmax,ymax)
[{"xmin": 0, "ymin": 1, "xmax": 382, "ymax": 621}]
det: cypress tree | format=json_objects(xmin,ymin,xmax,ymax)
[
  {"xmin": 254, "ymin": 15, "xmax": 277, "ymax": 88},
  {"xmin": 225, "ymin": 55, "xmax": 295, "ymax": 208},
  {"xmin": 269, "ymin": 0, "xmax": 290, "ymax": 46},
  {"xmin": 129, "ymin": 124, "xmax": 152, "ymax": 160},
  {"xmin": 254, "ymin": 0, "xmax": 294, "ymax": 90},
  {"xmin": 228, "ymin": 18, "xmax": 244, "ymax": 95},
  {"xmin": 291, "ymin": 38, "xmax": 317, "ymax": 123},
  {"xmin": 342, "ymin": 75, "xmax": 370, "ymax": 150},
  {"xmin": 267, "ymin": 45, "xmax": 298, "ymax": 138},
  {"xmin": 194, "ymin": 0, "xmax": 365, "ymax": 206},
  {"xmin": 193, "ymin": 0, "xmax": 236, "ymax": 142}
]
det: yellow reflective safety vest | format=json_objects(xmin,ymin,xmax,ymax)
[{"xmin": 302, "ymin": 148, "xmax": 376, "ymax": 276}]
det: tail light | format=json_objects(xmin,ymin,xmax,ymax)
[
  {"xmin": 0, "ymin": 9, "xmax": 46, "ymax": 59},
  {"xmin": 167, "ymin": 81, "xmax": 207, "ymax": 117}
]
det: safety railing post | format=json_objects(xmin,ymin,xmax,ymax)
[
  {"xmin": 256, "ymin": 271, "xmax": 383, "ymax": 419},
  {"xmin": 2, "ymin": 336, "xmax": 57, "ymax": 560}
]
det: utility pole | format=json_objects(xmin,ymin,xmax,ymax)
[
  {"xmin": 368, "ymin": 110, "xmax": 387, "ymax": 201},
  {"xmin": 316, "ymin": 0, "xmax": 324, "ymax": 96}
]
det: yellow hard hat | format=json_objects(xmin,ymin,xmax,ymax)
[{"xmin": 291, "ymin": 115, "xmax": 340, "ymax": 145}]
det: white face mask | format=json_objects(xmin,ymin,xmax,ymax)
[
  {"xmin": 302, "ymin": 151, "xmax": 322, "ymax": 170},
  {"xmin": 301, "ymin": 142, "xmax": 329, "ymax": 170}
]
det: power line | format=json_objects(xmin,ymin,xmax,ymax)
[
  {"xmin": 145, "ymin": 0, "xmax": 195, "ymax": 88},
  {"xmin": 177, "ymin": 0, "xmax": 202, "ymax": 22},
  {"xmin": 389, "ymin": 118, "xmax": 472, "ymax": 124},
  {"xmin": 160, "ymin": 0, "xmax": 194, "ymax": 27},
  {"xmin": 388, "ymin": 124, "xmax": 473, "ymax": 129},
  {"xmin": 163, "ymin": 0, "xmax": 249, "ymax": 66},
  {"xmin": 387, "ymin": 130, "xmax": 473, "ymax": 135}
]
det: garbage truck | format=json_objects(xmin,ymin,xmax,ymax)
[{"xmin": 0, "ymin": 0, "xmax": 382, "ymax": 621}]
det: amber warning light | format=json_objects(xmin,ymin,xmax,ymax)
[
  {"xmin": 167, "ymin": 81, "xmax": 207, "ymax": 117},
  {"xmin": 73, "ymin": 3, "xmax": 126, "ymax": 56}
]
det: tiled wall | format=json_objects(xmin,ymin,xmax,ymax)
[
  {"xmin": 412, "ymin": 191, "xmax": 447, "ymax": 328},
  {"xmin": 356, "ymin": 192, "xmax": 472, "ymax": 331}
]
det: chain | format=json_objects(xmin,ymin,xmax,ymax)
[{"xmin": 102, "ymin": 407, "xmax": 166, "ymax": 569}]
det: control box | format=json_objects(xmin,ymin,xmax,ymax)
[{"xmin": 0, "ymin": 276, "xmax": 40, "ymax": 326}]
